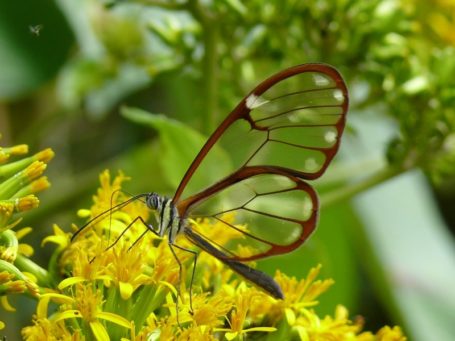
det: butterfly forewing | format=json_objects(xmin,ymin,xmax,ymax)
[
  {"xmin": 175, "ymin": 63, "xmax": 348, "ymax": 260},
  {"xmin": 175, "ymin": 64, "xmax": 347, "ymax": 204}
]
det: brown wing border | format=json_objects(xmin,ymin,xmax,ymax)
[
  {"xmin": 173, "ymin": 63, "xmax": 348, "ymax": 205},
  {"xmin": 179, "ymin": 166, "xmax": 319, "ymax": 260}
]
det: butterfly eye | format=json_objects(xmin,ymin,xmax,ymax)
[{"xmin": 147, "ymin": 193, "xmax": 159, "ymax": 209}]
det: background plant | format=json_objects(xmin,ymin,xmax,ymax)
[{"xmin": 0, "ymin": 0, "xmax": 454, "ymax": 339}]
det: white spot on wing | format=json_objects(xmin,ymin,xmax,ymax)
[
  {"xmin": 333, "ymin": 89, "xmax": 344, "ymax": 103},
  {"xmin": 245, "ymin": 94, "xmax": 269, "ymax": 109},
  {"xmin": 304, "ymin": 158, "xmax": 319, "ymax": 172},
  {"xmin": 313, "ymin": 74, "xmax": 330, "ymax": 86},
  {"xmin": 324, "ymin": 130, "xmax": 337, "ymax": 144},
  {"xmin": 302, "ymin": 197, "xmax": 313, "ymax": 219}
]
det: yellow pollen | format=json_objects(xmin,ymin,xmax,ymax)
[
  {"xmin": 10, "ymin": 144, "xmax": 29, "ymax": 155},
  {"xmin": 30, "ymin": 177, "xmax": 50, "ymax": 193},
  {"xmin": 15, "ymin": 195, "xmax": 40, "ymax": 212},
  {"xmin": 24, "ymin": 161, "xmax": 47, "ymax": 180},
  {"xmin": 34, "ymin": 148, "xmax": 55, "ymax": 163}
]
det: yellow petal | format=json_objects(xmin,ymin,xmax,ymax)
[
  {"xmin": 225, "ymin": 332, "xmax": 238, "ymax": 340},
  {"xmin": 40, "ymin": 293, "xmax": 75, "ymax": 305},
  {"xmin": 22, "ymin": 271, "xmax": 37, "ymax": 283},
  {"xmin": 96, "ymin": 311, "xmax": 132, "ymax": 329},
  {"xmin": 335, "ymin": 304, "xmax": 349, "ymax": 320},
  {"xmin": 37, "ymin": 296, "xmax": 50, "ymax": 319},
  {"xmin": 16, "ymin": 227, "xmax": 32, "ymax": 239},
  {"xmin": 41, "ymin": 235, "xmax": 67, "ymax": 247},
  {"xmin": 58, "ymin": 276, "xmax": 86, "ymax": 290},
  {"xmin": 119, "ymin": 281, "xmax": 133, "ymax": 300},
  {"xmin": 53, "ymin": 309, "xmax": 83, "ymax": 323},
  {"xmin": 18, "ymin": 244, "xmax": 34, "ymax": 257},
  {"xmin": 285, "ymin": 308, "xmax": 296, "ymax": 325},
  {"xmin": 52, "ymin": 224, "xmax": 66, "ymax": 236},
  {"xmin": 77, "ymin": 209, "xmax": 91, "ymax": 218},
  {"xmin": 0, "ymin": 320, "xmax": 4, "ymax": 330},
  {"xmin": 243, "ymin": 327, "xmax": 276, "ymax": 333},
  {"xmin": 165, "ymin": 292, "xmax": 176, "ymax": 317},
  {"xmin": 295, "ymin": 326, "xmax": 309, "ymax": 341},
  {"xmin": 159, "ymin": 280, "xmax": 178, "ymax": 296},
  {"xmin": 1, "ymin": 296, "xmax": 15, "ymax": 312},
  {"xmin": 90, "ymin": 320, "xmax": 110, "ymax": 341}
]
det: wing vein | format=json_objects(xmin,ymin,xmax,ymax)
[{"xmin": 254, "ymin": 104, "xmax": 343, "ymax": 124}]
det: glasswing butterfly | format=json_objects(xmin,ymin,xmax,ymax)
[{"xmin": 73, "ymin": 63, "xmax": 348, "ymax": 301}]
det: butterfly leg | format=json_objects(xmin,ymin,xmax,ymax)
[
  {"xmin": 126, "ymin": 216, "xmax": 162, "ymax": 252},
  {"xmin": 107, "ymin": 189, "xmax": 145, "ymax": 244},
  {"xmin": 88, "ymin": 215, "xmax": 148, "ymax": 263},
  {"xmin": 168, "ymin": 242, "xmax": 198, "ymax": 324},
  {"xmin": 127, "ymin": 229, "xmax": 148, "ymax": 252},
  {"xmin": 105, "ymin": 216, "xmax": 154, "ymax": 252}
]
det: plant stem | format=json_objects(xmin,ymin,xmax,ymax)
[
  {"xmin": 202, "ymin": 22, "xmax": 219, "ymax": 133},
  {"xmin": 15, "ymin": 253, "xmax": 51, "ymax": 288},
  {"xmin": 320, "ymin": 165, "xmax": 405, "ymax": 208},
  {"xmin": 188, "ymin": 0, "xmax": 219, "ymax": 134}
]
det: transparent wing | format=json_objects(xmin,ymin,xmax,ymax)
[
  {"xmin": 174, "ymin": 63, "xmax": 348, "ymax": 259},
  {"xmin": 182, "ymin": 170, "xmax": 318, "ymax": 261},
  {"xmin": 174, "ymin": 63, "xmax": 348, "ymax": 207}
]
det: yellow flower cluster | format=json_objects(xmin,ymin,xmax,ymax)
[
  {"xmin": 0, "ymin": 136, "xmax": 408, "ymax": 340},
  {"xmin": 20, "ymin": 170, "xmax": 407, "ymax": 340},
  {"xmin": 0, "ymin": 139, "xmax": 54, "ymax": 331}
]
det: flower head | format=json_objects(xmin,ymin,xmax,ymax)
[
  {"xmin": 17, "ymin": 170, "xmax": 407, "ymax": 340},
  {"xmin": 0, "ymin": 139, "xmax": 54, "ymax": 330}
]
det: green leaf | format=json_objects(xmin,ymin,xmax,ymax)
[
  {"xmin": 345, "ymin": 114, "xmax": 455, "ymax": 339},
  {"xmin": 223, "ymin": 0, "xmax": 247, "ymax": 15},
  {"xmin": 121, "ymin": 106, "xmax": 232, "ymax": 193}
]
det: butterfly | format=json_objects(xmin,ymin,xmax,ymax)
[{"xmin": 73, "ymin": 63, "xmax": 348, "ymax": 301}]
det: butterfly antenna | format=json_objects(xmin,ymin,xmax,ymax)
[{"xmin": 71, "ymin": 193, "xmax": 149, "ymax": 242}]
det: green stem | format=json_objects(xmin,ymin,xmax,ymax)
[
  {"xmin": 320, "ymin": 165, "xmax": 405, "ymax": 208},
  {"xmin": 132, "ymin": 284, "xmax": 166, "ymax": 332},
  {"xmin": 14, "ymin": 253, "xmax": 51, "ymax": 288},
  {"xmin": 188, "ymin": 0, "xmax": 220, "ymax": 133}
]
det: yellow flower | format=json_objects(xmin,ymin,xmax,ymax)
[
  {"xmin": 20, "ymin": 170, "xmax": 407, "ymax": 340},
  {"xmin": 30, "ymin": 285, "xmax": 132, "ymax": 341},
  {"xmin": 272, "ymin": 264, "xmax": 334, "ymax": 323},
  {"xmin": 215, "ymin": 286, "xmax": 277, "ymax": 339},
  {"xmin": 42, "ymin": 224, "xmax": 71, "ymax": 249},
  {"xmin": 294, "ymin": 304, "xmax": 361, "ymax": 340},
  {"xmin": 0, "ymin": 142, "xmax": 54, "ymax": 329},
  {"xmin": 106, "ymin": 242, "xmax": 154, "ymax": 299},
  {"xmin": 376, "ymin": 325, "xmax": 407, "ymax": 340},
  {"xmin": 191, "ymin": 291, "xmax": 232, "ymax": 328}
]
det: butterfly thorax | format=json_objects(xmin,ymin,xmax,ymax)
[{"xmin": 145, "ymin": 192, "xmax": 182, "ymax": 243}]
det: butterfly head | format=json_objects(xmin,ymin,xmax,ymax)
[
  {"xmin": 146, "ymin": 192, "xmax": 162, "ymax": 211},
  {"xmin": 145, "ymin": 192, "xmax": 178, "ymax": 238}
]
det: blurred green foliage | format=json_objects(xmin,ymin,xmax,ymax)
[{"xmin": 1, "ymin": 0, "xmax": 454, "ymax": 339}]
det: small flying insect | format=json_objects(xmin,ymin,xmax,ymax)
[
  {"xmin": 73, "ymin": 63, "xmax": 349, "ymax": 302},
  {"xmin": 29, "ymin": 24, "xmax": 43, "ymax": 36}
]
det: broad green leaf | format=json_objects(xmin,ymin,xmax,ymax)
[
  {"xmin": 121, "ymin": 106, "xmax": 232, "ymax": 193},
  {"xmin": 345, "ymin": 113, "xmax": 455, "ymax": 340}
]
